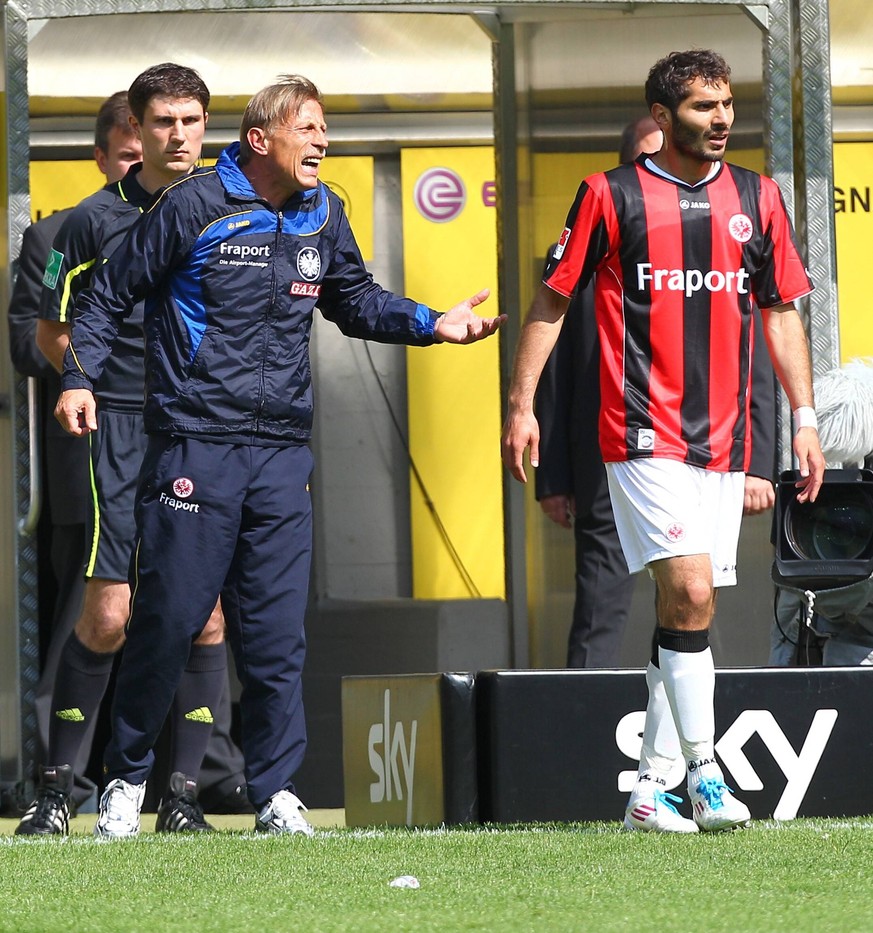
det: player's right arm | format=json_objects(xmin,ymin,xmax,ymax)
[
  {"xmin": 502, "ymin": 177, "xmax": 609, "ymax": 485},
  {"xmin": 501, "ymin": 283, "xmax": 570, "ymax": 483},
  {"xmin": 38, "ymin": 204, "xmax": 99, "ymax": 328},
  {"xmin": 35, "ymin": 320, "xmax": 71, "ymax": 374},
  {"xmin": 61, "ymin": 187, "xmax": 189, "ymax": 409}
]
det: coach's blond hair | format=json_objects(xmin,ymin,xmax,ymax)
[{"xmin": 238, "ymin": 75, "xmax": 324, "ymax": 165}]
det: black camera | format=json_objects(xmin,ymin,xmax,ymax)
[{"xmin": 773, "ymin": 468, "xmax": 873, "ymax": 591}]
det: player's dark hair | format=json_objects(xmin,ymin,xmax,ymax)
[
  {"xmin": 238, "ymin": 75, "xmax": 324, "ymax": 165},
  {"xmin": 128, "ymin": 62, "xmax": 210, "ymax": 123},
  {"xmin": 94, "ymin": 91, "xmax": 133, "ymax": 153},
  {"xmin": 644, "ymin": 49, "xmax": 731, "ymax": 113}
]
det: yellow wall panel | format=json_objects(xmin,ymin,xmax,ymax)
[
  {"xmin": 321, "ymin": 156, "xmax": 374, "ymax": 261},
  {"xmin": 30, "ymin": 160, "xmax": 105, "ymax": 220},
  {"xmin": 834, "ymin": 142, "xmax": 873, "ymax": 361},
  {"xmin": 401, "ymin": 148, "xmax": 504, "ymax": 599}
]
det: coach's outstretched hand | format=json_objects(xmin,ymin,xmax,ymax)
[{"xmin": 433, "ymin": 289, "xmax": 506, "ymax": 344}]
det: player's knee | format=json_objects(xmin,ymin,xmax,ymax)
[
  {"xmin": 680, "ymin": 577, "xmax": 714, "ymax": 612},
  {"xmin": 75, "ymin": 610, "xmax": 126, "ymax": 653},
  {"xmin": 195, "ymin": 603, "xmax": 225, "ymax": 644}
]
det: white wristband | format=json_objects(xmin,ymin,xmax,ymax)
[{"xmin": 793, "ymin": 406, "xmax": 818, "ymax": 431}]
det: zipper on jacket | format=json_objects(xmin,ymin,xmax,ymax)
[{"xmin": 255, "ymin": 209, "xmax": 283, "ymax": 431}]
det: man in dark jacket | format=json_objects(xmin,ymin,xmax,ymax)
[{"xmin": 56, "ymin": 75, "xmax": 504, "ymax": 838}]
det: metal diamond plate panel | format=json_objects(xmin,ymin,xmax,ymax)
[
  {"xmin": 793, "ymin": 0, "xmax": 840, "ymax": 381},
  {"xmin": 5, "ymin": 0, "xmax": 40, "ymax": 795}
]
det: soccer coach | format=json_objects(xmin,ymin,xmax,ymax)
[{"xmin": 56, "ymin": 74, "xmax": 505, "ymax": 838}]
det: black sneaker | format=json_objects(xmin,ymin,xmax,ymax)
[
  {"xmin": 15, "ymin": 764, "xmax": 73, "ymax": 836},
  {"xmin": 155, "ymin": 772, "xmax": 215, "ymax": 833}
]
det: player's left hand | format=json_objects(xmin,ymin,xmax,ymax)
[
  {"xmin": 743, "ymin": 475, "xmax": 775, "ymax": 515},
  {"xmin": 793, "ymin": 426, "xmax": 826, "ymax": 503},
  {"xmin": 434, "ymin": 289, "xmax": 506, "ymax": 344}
]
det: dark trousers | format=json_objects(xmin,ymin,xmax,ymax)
[
  {"xmin": 567, "ymin": 471, "xmax": 636, "ymax": 668},
  {"xmin": 105, "ymin": 437, "xmax": 313, "ymax": 810}
]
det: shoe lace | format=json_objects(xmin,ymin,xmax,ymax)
[
  {"xmin": 172, "ymin": 793, "xmax": 206, "ymax": 824},
  {"xmin": 32, "ymin": 788, "xmax": 67, "ymax": 823},
  {"xmin": 695, "ymin": 777, "xmax": 732, "ymax": 811},
  {"xmin": 653, "ymin": 789, "xmax": 684, "ymax": 815},
  {"xmin": 105, "ymin": 782, "xmax": 140, "ymax": 819},
  {"xmin": 270, "ymin": 790, "xmax": 307, "ymax": 824}
]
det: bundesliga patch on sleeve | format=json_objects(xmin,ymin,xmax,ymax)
[
  {"xmin": 42, "ymin": 249, "xmax": 64, "ymax": 290},
  {"xmin": 553, "ymin": 228, "xmax": 571, "ymax": 260}
]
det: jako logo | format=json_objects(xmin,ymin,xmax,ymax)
[
  {"xmin": 368, "ymin": 689, "xmax": 418, "ymax": 825},
  {"xmin": 414, "ymin": 168, "xmax": 466, "ymax": 223},
  {"xmin": 615, "ymin": 707, "xmax": 838, "ymax": 819}
]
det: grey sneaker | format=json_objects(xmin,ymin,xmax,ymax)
[
  {"xmin": 94, "ymin": 779, "xmax": 146, "ymax": 839},
  {"xmin": 255, "ymin": 790, "xmax": 314, "ymax": 836},
  {"xmin": 15, "ymin": 765, "xmax": 73, "ymax": 836}
]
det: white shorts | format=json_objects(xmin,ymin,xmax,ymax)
[{"xmin": 605, "ymin": 459, "xmax": 745, "ymax": 588}]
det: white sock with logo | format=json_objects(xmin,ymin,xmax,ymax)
[
  {"xmin": 633, "ymin": 663, "xmax": 682, "ymax": 798},
  {"xmin": 659, "ymin": 645, "xmax": 716, "ymax": 781}
]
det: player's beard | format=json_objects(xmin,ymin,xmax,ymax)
[{"xmin": 672, "ymin": 113, "xmax": 729, "ymax": 164}]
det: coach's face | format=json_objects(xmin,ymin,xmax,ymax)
[
  {"xmin": 267, "ymin": 98, "xmax": 328, "ymax": 193},
  {"xmin": 668, "ymin": 77, "xmax": 734, "ymax": 164}
]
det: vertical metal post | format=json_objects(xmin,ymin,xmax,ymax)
[
  {"xmin": 0, "ymin": 0, "xmax": 38, "ymax": 795},
  {"xmin": 492, "ymin": 15, "xmax": 530, "ymax": 668}
]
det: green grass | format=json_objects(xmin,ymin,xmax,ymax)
[{"xmin": 2, "ymin": 815, "xmax": 872, "ymax": 932}]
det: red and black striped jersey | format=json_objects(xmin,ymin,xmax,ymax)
[{"xmin": 543, "ymin": 156, "xmax": 813, "ymax": 472}]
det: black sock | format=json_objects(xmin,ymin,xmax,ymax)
[
  {"xmin": 48, "ymin": 632, "xmax": 115, "ymax": 768},
  {"xmin": 168, "ymin": 642, "xmax": 227, "ymax": 786}
]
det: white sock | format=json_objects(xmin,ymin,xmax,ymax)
[
  {"xmin": 659, "ymin": 645, "xmax": 716, "ymax": 769},
  {"xmin": 635, "ymin": 662, "xmax": 681, "ymax": 789}
]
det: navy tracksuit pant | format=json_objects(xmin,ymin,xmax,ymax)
[{"xmin": 104, "ymin": 436, "xmax": 313, "ymax": 809}]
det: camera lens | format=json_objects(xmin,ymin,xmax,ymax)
[{"xmin": 786, "ymin": 487, "xmax": 873, "ymax": 560}]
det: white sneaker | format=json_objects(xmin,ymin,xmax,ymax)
[
  {"xmin": 624, "ymin": 788, "xmax": 699, "ymax": 833},
  {"xmin": 94, "ymin": 779, "xmax": 146, "ymax": 839},
  {"xmin": 255, "ymin": 790, "xmax": 314, "ymax": 837},
  {"xmin": 689, "ymin": 774, "xmax": 751, "ymax": 832}
]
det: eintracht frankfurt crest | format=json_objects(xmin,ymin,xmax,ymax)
[
  {"xmin": 297, "ymin": 247, "xmax": 321, "ymax": 281},
  {"xmin": 173, "ymin": 477, "xmax": 194, "ymax": 499}
]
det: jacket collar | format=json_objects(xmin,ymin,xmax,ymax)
[{"xmin": 216, "ymin": 142, "xmax": 320, "ymax": 209}]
